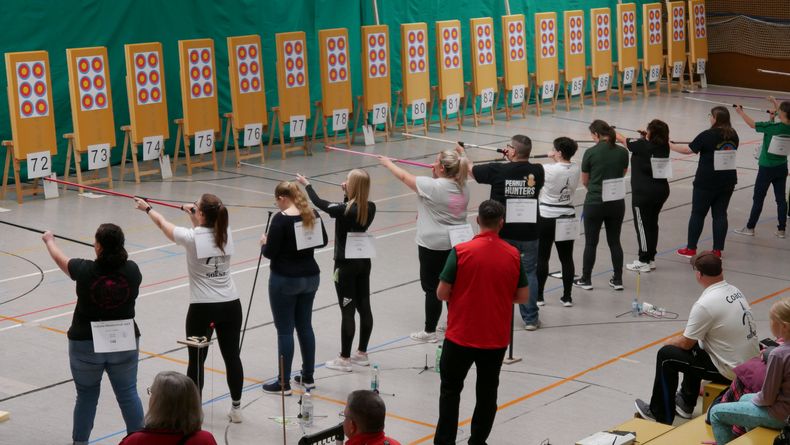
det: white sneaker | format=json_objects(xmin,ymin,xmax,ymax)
[
  {"xmin": 734, "ymin": 227, "xmax": 755, "ymax": 236},
  {"xmin": 410, "ymin": 330, "xmax": 438, "ymax": 343},
  {"xmin": 437, "ymin": 322, "xmax": 447, "ymax": 332},
  {"xmin": 777, "ymin": 230, "xmax": 786, "ymax": 239},
  {"xmin": 228, "ymin": 405, "xmax": 243, "ymax": 423},
  {"xmin": 649, "ymin": 261, "xmax": 656, "ymax": 270},
  {"xmin": 626, "ymin": 260, "xmax": 651, "ymax": 273},
  {"xmin": 350, "ymin": 351, "xmax": 370, "ymax": 366},
  {"xmin": 325, "ymin": 357, "xmax": 353, "ymax": 372}
]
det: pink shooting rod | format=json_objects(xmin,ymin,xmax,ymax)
[
  {"xmin": 325, "ymin": 145, "xmax": 432, "ymax": 168},
  {"xmin": 43, "ymin": 177, "xmax": 184, "ymax": 209}
]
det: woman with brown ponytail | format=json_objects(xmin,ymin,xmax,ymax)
[
  {"xmin": 260, "ymin": 182, "xmax": 328, "ymax": 394},
  {"xmin": 134, "ymin": 194, "xmax": 244, "ymax": 423}
]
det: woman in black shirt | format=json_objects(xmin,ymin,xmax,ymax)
[
  {"xmin": 616, "ymin": 120, "xmax": 671, "ymax": 272},
  {"xmin": 298, "ymin": 169, "xmax": 376, "ymax": 374}
]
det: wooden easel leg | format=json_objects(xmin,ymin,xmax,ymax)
[
  {"xmin": 13, "ymin": 158, "xmax": 22, "ymax": 204},
  {"xmin": 75, "ymin": 150, "xmax": 84, "ymax": 194},
  {"xmin": 579, "ymin": 81, "xmax": 585, "ymax": 110},
  {"xmin": 222, "ymin": 116, "xmax": 232, "ymax": 168},
  {"xmin": 184, "ymin": 133, "xmax": 193, "ymax": 176},
  {"xmin": 565, "ymin": 81, "xmax": 571, "ymax": 112},
  {"xmin": 402, "ymin": 100, "xmax": 409, "ymax": 134},
  {"xmin": 63, "ymin": 140, "xmax": 73, "ymax": 190},
  {"xmin": 105, "ymin": 156, "xmax": 113, "ymax": 189},
  {"xmin": 278, "ymin": 113, "xmax": 286, "ymax": 160},
  {"xmin": 210, "ymin": 133, "xmax": 218, "ymax": 172},
  {"xmin": 131, "ymin": 143, "xmax": 141, "ymax": 183},
  {"xmin": 120, "ymin": 131, "xmax": 129, "ymax": 181},
  {"xmin": 1, "ymin": 149, "xmax": 10, "ymax": 200},
  {"xmin": 173, "ymin": 123, "xmax": 182, "ymax": 175},
  {"xmin": 439, "ymin": 101, "xmax": 446, "ymax": 133}
]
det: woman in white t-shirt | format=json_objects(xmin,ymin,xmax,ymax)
[
  {"xmin": 134, "ymin": 194, "xmax": 244, "ymax": 423},
  {"xmin": 380, "ymin": 150, "xmax": 470, "ymax": 343},
  {"xmin": 537, "ymin": 137, "xmax": 580, "ymax": 307}
]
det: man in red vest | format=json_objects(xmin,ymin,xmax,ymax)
[
  {"xmin": 343, "ymin": 390, "xmax": 401, "ymax": 445},
  {"xmin": 434, "ymin": 200, "xmax": 530, "ymax": 444}
]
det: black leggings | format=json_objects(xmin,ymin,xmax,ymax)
[
  {"xmin": 334, "ymin": 259, "xmax": 373, "ymax": 358},
  {"xmin": 632, "ymin": 188, "xmax": 669, "ymax": 263},
  {"xmin": 418, "ymin": 246, "xmax": 450, "ymax": 333},
  {"xmin": 582, "ymin": 200, "xmax": 625, "ymax": 281},
  {"xmin": 687, "ymin": 186, "xmax": 735, "ymax": 250},
  {"xmin": 537, "ymin": 216, "xmax": 575, "ymax": 300},
  {"xmin": 185, "ymin": 299, "xmax": 244, "ymax": 401}
]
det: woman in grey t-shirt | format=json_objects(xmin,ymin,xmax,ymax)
[{"xmin": 380, "ymin": 150, "xmax": 470, "ymax": 343}]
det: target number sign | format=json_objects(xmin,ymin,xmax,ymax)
[
  {"xmin": 672, "ymin": 62, "xmax": 684, "ymax": 78},
  {"xmin": 541, "ymin": 81, "xmax": 555, "ymax": 100},
  {"xmin": 446, "ymin": 94, "xmax": 461, "ymax": 115},
  {"xmin": 411, "ymin": 99, "xmax": 427, "ymax": 120},
  {"xmin": 332, "ymin": 109, "xmax": 349, "ymax": 131},
  {"xmin": 290, "ymin": 115, "xmax": 307, "ymax": 138},
  {"xmin": 87, "ymin": 143, "xmax": 110, "ymax": 170},
  {"xmin": 243, "ymin": 123, "xmax": 263, "ymax": 147},
  {"xmin": 481, "ymin": 88, "xmax": 495, "ymax": 110},
  {"xmin": 623, "ymin": 67, "xmax": 635, "ymax": 85},
  {"xmin": 649, "ymin": 65, "xmax": 661, "ymax": 82},
  {"xmin": 194, "ymin": 129, "xmax": 214, "ymax": 154},
  {"xmin": 26, "ymin": 151, "xmax": 52, "ymax": 179},
  {"xmin": 143, "ymin": 135, "xmax": 164, "ymax": 161},
  {"xmin": 76, "ymin": 56, "xmax": 109, "ymax": 111},
  {"xmin": 598, "ymin": 74, "xmax": 610, "ymax": 92},
  {"xmin": 511, "ymin": 85, "xmax": 525, "ymax": 105},
  {"xmin": 696, "ymin": 59, "xmax": 706, "ymax": 74},
  {"xmin": 16, "ymin": 61, "xmax": 50, "ymax": 119},
  {"xmin": 372, "ymin": 103, "xmax": 388, "ymax": 125},
  {"xmin": 571, "ymin": 77, "xmax": 584, "ymax": 96}
]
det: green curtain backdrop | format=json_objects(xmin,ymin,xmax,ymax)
[{"xmin": 0, "ymin": 0, "xmax": 650, "ymax": 180}]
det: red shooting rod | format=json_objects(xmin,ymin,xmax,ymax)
[
  {"xmin": 325, "ymin": 145, "xmax": 432, "ymax": 168},
  {"xmin": 44, "ymin": 177, "xmax": 185, "ymax": 210}
]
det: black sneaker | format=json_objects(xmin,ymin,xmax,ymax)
[
  {"xmin": 294, "ymin": 375, "xmax": 315, "ymax": 390},
  {"xmin": 561, "ymin": 297, "xmax": 573, "ymax": 307},
  {"xmin": 609, "ymin": 278, "xmax": 624, "ymax": 291},
  {"xmin": 675, "ymin": 393, "xmax": 694, "ymax": 419},
  {"xmin": 634, "ymin": 399, "xmax": 656, "ymax": 422},
  {"xmin": 573, "ymin": 278, "xmax": 593, "ymax": 290},
  {"xmin": 262, "ymin": 381, "xmax": 292, "ymax": 396},
  {"xmin": 537, "ymin": 297, "xmax": 545, "ymax": 306}
]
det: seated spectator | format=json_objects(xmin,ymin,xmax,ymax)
[
  {"xmin": 119, "ymin": 371, "xmax": 217, "ymax": 445},
  {"xmin": 342, "ymin": 390, "xmax": 401, "ymax": 445}
]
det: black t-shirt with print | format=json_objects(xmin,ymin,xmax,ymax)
[
  {"xmin": 689, "ymin": 128, "xmax": 739, "ymax": 189},
  {"xmin": 67, "ymin": 258, "xmax": 142, "ymax": 341},
  {"xmin": 473, "ymin": 161, "xmax": 545, "ymax": 241},
  {"xmin": 626, "ymin": 138, "xmax": 670, "ymax": 195}
]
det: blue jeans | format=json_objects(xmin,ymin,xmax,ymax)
[
  {"xmin": 747, "ymin": 163, "xmax": 788, "ymax": 231},
  {"xmin": 269, "ymin": 272, "xmax": 319, "ymax": 382},
  {"xmin": 505, "ymin": 239, "xmax": 539, "ymax": 325},
  {"xmin": 710, "ymin": 393, "xmax": 785, "ymax": 444},
  {"xmin": 69, "ymin": 339, "xmax": 144, "ymax": 444}
]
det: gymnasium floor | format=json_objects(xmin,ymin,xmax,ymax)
[{"xmin": 1, "ymin": 85, "xmax": 788, "ymax": 445}]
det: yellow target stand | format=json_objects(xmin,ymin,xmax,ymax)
[
  {"xmin": 120, "ymin": 42, "xmax": 170, "ymax": 183},
  {"xmin": 435, "ymin": 20, "xmax": 464, "ymax": 133},
  {"xmin": 314, "ymin": 28, "xmax": 354, "ymax": 147},
  {"xmin": 274, "ymin": 32, "xmax": 312, "ymax": 158},
  {"xmin": 616, "ymin": 3, "xmax": 639, "ymax": 102},
  {"xmin": 174, "ymin": 39, "xmax": 220, "ymax": 175},
  {"xmin": 2, "ymin": 51, "xmax": 56, "ymax": 204},
  {"xmin": 500, "ymin": 14, "xmax": 529, "ymax": 121},
  {"xmin": 353, "ymin": 25, "xmax": 392, "ymax": 144},
  {"xmin": 641, "ymin": 3, "xmax": 664, "ymax": 97},
  {"xmin": 666, "ymin": 1, "xmax": 689, "ymax": 93},
  {"xmin": 63, "ymin": 47, "xmax": 115, "ymax": 193},
  {"xmin": 533, "ymin": 12, "xmax": 560, "ymax": 116},
  {"xmin": 590, "ymin": 8, "xmax": 614, "ymax": 106},
  {"xmin": 224, "ymin": 35, "xmax": 268, "ymax": 167},
  {"xmin": 395, "ymin": 23, "xmax": 430, "ymax": 135},
  {"xmin": 687, "ymin": 0, "xmax": 709, "ymax": 88},
  {"xmin": 466, "ymin": 17, "xmax": 497, "ymax": 127},
  {"xmin": 562, "ymin": 11, "xmax": 586, "ymax": 111}
]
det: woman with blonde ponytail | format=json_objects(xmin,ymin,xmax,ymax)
[
  {"xmin": 134, "ymin": 193, "xmax": 244, "ymax": 424},
  {"xmin": 261, "ymin": 181, "xmax": 328, "ymax": 394},
  {"xmin": 380, "ymin": 149, "xmax": 470, "ymax": 343},
  {"xmin": 297, "ymin": 169, "xmax": 377, "ymax": 374}
]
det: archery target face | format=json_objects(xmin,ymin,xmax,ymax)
[
  {"xmin": 621, "ymin": 11, "xmax": 636, "ymax": 49},
  {"xmin": 475, "ymin": 23, "xmax": 494, "ymax": 66},
  {"xmin": 568, "ymin": 16, "xmax": 584, "ymax": 55},
  {"xmin": 367, "ymin": 32, "xmax": 388, "ymax": 79},
  {"xmin": 648, "ymin": 8, "xmax": 662, "ymax": 45},
  {"xmin": 16, "ymin": 61, "xmax": 49, "ymax": 118},
  {"xmin": 441, "ymin": 26, "xmax": 462, "ymax": 70},
  {"xmin": 134, "ymin": 51, "xmax": 163, "ymax": 105},
  {"xmin": 326, "ymin": 35, "xmax": 349, "ymax": 83},
  {"xmin": 596, "ymin": 13, "xmax": 611, "ymax": 52},
  {"xmin": 188, "ymin": 47, "xmax": 214, "ymax": 98},
  {"xmin": 694, "ymin": 4, "xmax": 706, "ymax": 39},
  {"xmin": 76, "ymin": 56, "xmax": 108, "ymax": 111},
  {"xmin": 672, "ymin": 6, "xmax": 686, "ymax": 42},
  {"xmin": 506, "ymin": 20, "xmax": 526, "ymax": 62},
  {"xmin": 539, "ymin": 18, "xmax": 557, "ymax": 59},
  {"xmin": 236, "ymin": 43, "xmax": 262, "ymax": 94},
  {"xmin": 406, "ymin": 29, "xmax": 427, "ymax": 74},
  {"xmin": 284, "ymin": 39, "xmax": 306, "ymax": 88}
]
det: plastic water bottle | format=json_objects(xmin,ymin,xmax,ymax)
[
  {"xmin": 632, "ymin": 297, "xmax": 640, "ymax": 317},
  {"xmin": 435, "ymin": 344, "xmax": 443, "ymax": 373},
  {"xmin": 370, "ymin": 364, "xmax": 380, "ymax": 393},
  {"xmin": 301, "ymin": 392, "xmax": 313, "ymax": 427}
]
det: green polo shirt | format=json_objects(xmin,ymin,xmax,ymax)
[
  {"xmin": 756, "ymin": 121, "xmax": 790, "ymax": 167},
  {"xmin": 581, "ymin": 141, "xmax": 630, "ymax": 204}
]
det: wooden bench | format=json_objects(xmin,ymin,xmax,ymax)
[
  {"xmin": 643, "ymin": 416, "xmax": 714, "ymax": 444},
  {"xmin": 729, "ymin": 427, "xmax": 780, "ymax": 444},
  {"xmin": 613, "ymin": 418, "xmax": 674, "ymax": 444},
  {"xmin": 703, "ymin": 382, "xmax": 729, "ymax": 413}
]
